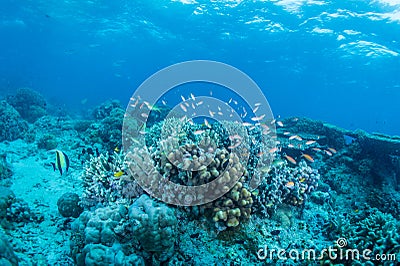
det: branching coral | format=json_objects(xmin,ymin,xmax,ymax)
[
  {"xmin": 325, "ymin": 209, "xmax": 400, "ymax": 265},
  {"xmin": 81, "ymin": 152, "xmax": 142, "ymax": 208},
  {"xmin": 255, "ymin": 160, "xmax": 320, "ymax": 216}
]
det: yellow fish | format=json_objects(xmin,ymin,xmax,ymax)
[{"xmin": 114, "ymin": 171, "xmax": 124, "ymax": 177}]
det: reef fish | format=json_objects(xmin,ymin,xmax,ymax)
[
  {"xmin": 285, "ymin": 181, "xmax": 295, "ymax": 188},
  {"xmin": 51, "ymin": 150, "xmax": 70, "ymax": 175},
  {"xmin": 327, "ymin": 147, "xmax": 337, "ymax": 154},
  {"xmin": 284, "ymin": 154, "xmax": 297, "ymax": 165},
  {"xmin": 114, "ymin": 170, "xmax": 124, "ymax": 177},
  {"xmin": 301, "ymin": 153, "xmax": 314, "ymax": 163}
]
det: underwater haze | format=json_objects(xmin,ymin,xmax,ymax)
[
  {"xmin": 1, "ymin": 0, "xmax": 399, "ymax": 134},
  {"xmin": 2, "ymin": 1, "xmax": 400, "ymax": 266}
]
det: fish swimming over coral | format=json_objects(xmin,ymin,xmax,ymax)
[{"xmin": 51, "ymin": 150, "xmax": 70, "ymax": 175}]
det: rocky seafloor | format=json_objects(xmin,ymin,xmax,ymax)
[{"xmin": 0, "ymin": 88, "xmax": 399, "ymax": 266}]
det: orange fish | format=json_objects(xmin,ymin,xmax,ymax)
[
  {"xmin": 306, "ymin": 140, "xmax": 316, "ymax": 145},
  {"xmin": 284, "ymin": 154, "xmax": 297, "ymax": 165},
  {"xmin": 301, "ymin": 154, "xmax": 314, "ymax": 163},
  {"xmin": 269, "ymin": 147, "xmax": 279, "ymax": 153},
  {"xmin": 312, "ymin": 147, "xmax": 321, "ymax": 152},
  {"xmin": 285, "ymin": 181, "xmax": 295, "ymax": 188},
  {"xmin": 324, "ymin": 150, "xmax": 333, "ymax": 156}
]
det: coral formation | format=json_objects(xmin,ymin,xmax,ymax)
[
  {"xmin": 0, "ymin": 187, "xmax": 15, "ymax": 228},
  {"xmin": 86, "ymin": 108, "xmax": 124, "ymax": 151},
  {"xmin": 280, "ymin": 117, "xmax": 346, "ymax": 149},
  {"xmin": 6, "ymin": 88, "xmax": 47, "ymax": 123},
  {"xmin": 36, "ymin": 133, "xmax": 58, "ymax": 150},
  {"xmin": 128, "ymin": 194, "xmax": 178, "ymax": 261},
  {"xmin": 6, "ymin": 198, "xmax": 39, "ymax": 225},
  {"xmin": 325, "ymin": 209, "xmax": 400, "ymax": 264},
  {"xmin": 57, "ymin": 192, "xmax": 84, "ymax": 218},
  {"xmin": 70, "ymin": 204, "xmax": 144, "ymax": 265},
  {"xmin": 368, "ymin": 189, "xmax": 400, "ymax": 220},
  {"xmin": 125, "ymin": 117, "xmax": 276, "ymax": 229},
  {"xmin": 81, "ymin": 244, "xmax": 144, "ymax": 266},
  {"xmin": 81, "ymin": 151, "xmax": 142, "ymax": 208},
  {"xmin": 91, "ymin": 100, "xmax": 122, "ymax": 120},
  {"xmin": 255, "ymin": 160, "xmax": 320, "ymax": 216},
  {"xmin": 0, "ymin": 229, "xmax": 18, "ymax": 266},
  {"xmin": 0, "ymin": 100, "xmax": 28, "ymax": 142}
]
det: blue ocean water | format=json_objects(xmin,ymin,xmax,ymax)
[{"xmin": 0, "ymin": 0, "xmax": 399, "ymax": 134}]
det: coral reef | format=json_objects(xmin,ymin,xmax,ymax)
[
  {"xmin": 81, "ymin": 244, "xmax": 144, "ymax": 266},
  {"xmin": 0, "ymin": 100, "xmax": 28, "ymax": 142},
  {"xmin": 36, "ymin": 133, "xmax": 58, "ymax": 150},
  {"xmin": 280, "ymin": 117, "xmax": 346, "ymax": 150},
  {"xmin": 0, "ymin": 228, "xmax": 18, "ymax": 266},
  {"xmin": 70, "ymin": 204, "xmax": 144, "ymax": 265},
  {"xmin": 128, "ymin": 194, "xmax": 177, "ymax": 262},
  {"xmin": 81, "ymin": 151, "xmax": 142, "ymax": 208},
  {"xmin": 6, "ymin": 88, "xmax": 47, "ymax": 123},
  {"xmin": 85, "ymin": 108, "xmax": 124, "ymax": 151},
  {"xmin": 368, "ymin": 189, "xmax": 400, "ymax": 220},
  {"xmin": 0, "ymin": 154, "xmax": 12, "ymax": 180},
  {"xmin": 71, "ymin": 205, "xmax": 126, "ymax": 248},
  {"xmin": 126, "ymin": 117, "xmax": 276, "ymax": 230},
  {"xmin": 255, "ymin": 160, "xmax": 320, "ymax": 216},
  {"xmin": 325, "ymin": 209, "xmax": 400, "ymax": 264},
  {"xmin": 91, "ymin": 100, "xmax": 122, "ymax": 120},
  {"xmin": 57, "ymin": 193, "xmax": 84, "ymax": 218},
  {"xmin": 6, "ymin": 198, "xmax": 40, "ymax": 226},
  {"xmin": 0, "ymin": 187, "xmax": 15, "ymax": 228}
]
